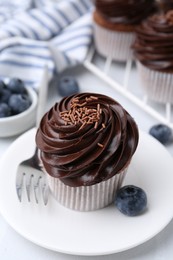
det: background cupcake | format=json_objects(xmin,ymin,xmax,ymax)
[
  {"xmin": 133, "ymin": 8, "xmax": 173, "ymax": 103},
  {"xmin": 93, "ymin": 0, "xmax": 155, "ymax": 62},
  {"xmin": 156, "ymin": 0, "xmax": 173, "ymax": 12},
  {"xmin": 36, "ymin": 93, "xmax": 139, "ymax": 211}
]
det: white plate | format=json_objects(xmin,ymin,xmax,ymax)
[{"xmin": 0, "ymin": 128, "xmax": 173, "ymax": 256}]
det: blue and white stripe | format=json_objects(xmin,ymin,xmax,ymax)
[
  {"xmin": 0, "ymin": 0, "xmax": 93, "ymax": 88},
  {"xmin": 34, "ymin": 0, "xmax": 71, "ymax": 8},
  {"xmin": 0, "ymin": 1, "xmax": 32, "ymax": 25},
  {"xmin": 0, "ymin": 38, "xmax": 53, "ymax": 87},
  {"xmin": 0, "ymin": 0, "xmax": 92, "ymax": 40},
  {"xmin": 50, "ymin": 12, "xmax": 93, "ymax": 72}
]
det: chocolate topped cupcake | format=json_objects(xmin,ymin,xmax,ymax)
[
  {"xmin": 36, "ymin": 93, "xmax": 139, "ymax": 211},
  {"xmin": 93, "ymin": 0, "xmax": 155, "ymax": 61},
  {"xmin": 156, "ymin": 0, "xmax": 173, "ymax": 12},
  {"xmin": 95, "ymin": 0, "xmax": 155, "ymax": 27},
  {"xmin": 133, "ymin": 10, "xmax": 173, "ymax": 103}
]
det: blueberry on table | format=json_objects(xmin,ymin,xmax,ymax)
[
  {"xmin": 7, "ymin": 78, "xmax": 26, "ymax": 94},
  {"xmin": 57, "ymin": 76, "xmax": 80, "ymax": 97},
  {"xmin": 0, "ymin": 103, "xmax": 11, "ymax": 118},
  {"xmin": 115, "ymin": 185, "xmax": 147, "ymax": 216},
  {"xmin": 149, "ymin": 124, "xmax": 172, "ymax": 145},
  {"xmin": 8, "ymin": 94, "xmax": 31, "ymax": 114}
]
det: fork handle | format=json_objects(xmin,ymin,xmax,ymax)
[{"xmin": 31, "ymin": 147, "xmax": 42, "ymax": 170}]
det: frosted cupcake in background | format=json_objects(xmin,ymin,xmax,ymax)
[
  {"xmin": 36, "ymin": 93, "xmax": 139, "ymax": 211},
  {"xmin": 93, "ymin": 0, "xmax": 155, "ymax": 62},
  {"xmin": 133, "ymin": 7, "xmax": 173, "ymax": 104},
  {"xmin": 155, "ymin": 0, "xmax": 173, "ymax": 12}
]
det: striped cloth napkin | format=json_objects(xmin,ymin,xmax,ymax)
[{"xmin": 0, "ymin": 0, "xmax": 93, "ymax": 89}]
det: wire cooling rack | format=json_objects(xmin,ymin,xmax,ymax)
[{"xmin": 84, "ymin": 46, "xmax": 173, "ymax": 130}]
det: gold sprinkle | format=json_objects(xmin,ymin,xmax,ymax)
[
  {"xmin": 77, "ymin": 102, "xmax": 87, "ymax": 107},
  {"xmin": 79, "ymin": 121, "xmax": 86, "ymax": 130},
  {"xmin": 90, "ymin": 96, "xmax": 98, "ymax": 100},
  {"xmin": 97, "ymin": 143, "xmax": 104, "ymax": 148},
  {"xmin": 85, "ymin": 97, "xmax": 92, "ymax": 102},
  {"xmin": 60, "ymin": 111, "xmax": 69, "ymax": 115},
  {"xmin": 70, "ymin": 114, "xmax": 75, "ymax": 123},
  {"xmin": 73, "ymin": 98, "xmax": 79, "ymax": 102},
  {"xmin": 102, "ymin": 123, "xmax": 106, "ymax": 128},
  {"xmin": 75, "ymin": 110, "xmax": 81, "ymax": 117},
  {"xmin": 94, "ymin": 121, "xmax": 98, "ymax": 129},
  {"xmin": 78, "ymin": 118, "xmax": 84, "ymax": 124}
]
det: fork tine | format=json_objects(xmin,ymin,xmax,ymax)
[
  {"xmin": 41, "ymin": 180, "xmax": 49, "ymax": 205},
  {"xmin": 34, "ymin": 175, "xmax": 42, "ymax": 204},
  {"xmin": 16, "ymin": 172, "xmax": 24, "ymax": 202},
  {"xmin": 25, "ymin": 174, "xmax": 33, "ymax": 202}
]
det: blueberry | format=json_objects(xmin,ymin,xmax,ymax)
[
  {"xmin": 57, "ymin": 76, "xmax": 79, "ymax": 97},
  {"xmin": 0, "ymin": 80, "xmax": 6, "ymax": 94},
  {"xmin": 0, "ymin": 103, "xmax": 11, "ymax": 118},
  {"xmin": 8, "ymin": 94, "xmax": 31, "ymax": 114},
  {"xmin": 7, "ymin": 78, "xmax": 26, "ymax": 94},
  {"xmin": 149, "ymin": 124, "xmax": 172, "ymax": 145},
  {"xmin": 0, "ymin": 88, "xmax": 11, "ymax": 103},
  {"xmin": 115, "ymin": 185, "xmax": 147, "ymax": 216}
]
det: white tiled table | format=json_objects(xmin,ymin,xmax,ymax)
[{"xmin": 0, "ymin": 65, "xmax": 173, "ymax": 260}]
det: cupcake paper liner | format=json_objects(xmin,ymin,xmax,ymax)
[
  {"xmin": 93, "ymin": 22, "xmax": 135, "ymax": 62},
  {"xmin": 137, "ymin": 62, "xmax": 173, "ymax": 104},
  {"xmin": 47, "ymin": 168, "xmax": 127, "ymax": 211}
]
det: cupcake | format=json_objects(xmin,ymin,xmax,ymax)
[
  {"xmin": 133, "ymin": 9, "xmax": 173, "ymax": 103},
  {"xmin": 156, "ymin": 0, "xmax": 173, "ymax": 12},
  {"xmin": 93, "ymin": 0, "xmax": 155, "ymax": 62},
  {"xmin": 36, "ymin": 93, "xmax": 139, "ymax": 211}
]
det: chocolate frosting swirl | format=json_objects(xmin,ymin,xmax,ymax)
[
  {"xmin": 94, "ymin": 0, "xmax": 156, "ymax": 25},
  {"xmin": 36, "ymin": 93, "xmax": 139, "ymax": 187},
  {"xmin": 133, "ymin": 10, "xmax": 173, "ymax": 72}
]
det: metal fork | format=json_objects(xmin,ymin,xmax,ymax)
[{"xmin": 16, "ymin": 67, "xmax": 49, "ymax": 205}]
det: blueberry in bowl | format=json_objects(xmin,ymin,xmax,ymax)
[
  {"xmin": 0, "ymin": 103, "xmax": 11, "ymax": 118},
  {"xmin": 57, "ymin": 76, "xmax": 80, "ymax": 97},
  {"xmin": 0, "ymin": 80, "xmax": 6, "ymax": 94},
  {"xmin": 8, "ymin": 94, "xmax": 31, "ymax": 115},
  {"xmin": 115, "ymin": 185, "xmax": 147, "ymax": 216},
  {"xmin": 0, "ymin": 88, "xmax": 11, "ymax": 103},
  {"xmin": 0, "ymin": 78, "xmax": 37, "ymax": 137},
  {"xmin": 7, "ymin": 78, "xmax": 26, "ymax": 94}
]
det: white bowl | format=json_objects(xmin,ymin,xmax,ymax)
[{"xmin": 0, "ymin": 87, "xmax": 37, "ymax": 137}]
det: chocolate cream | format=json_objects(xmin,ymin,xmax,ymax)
[
  {"xmin": 94, "ymin": 0, "xmax": 156, "ymax": 25},
  {"xmin": 156, "ymin": 0, "xmax": 173, "ymax": 12},
  {"xmin": 36, "ymin": 93, "xmax": 139, "ymax": 187},
  {"xmin": 133, "ymin": 10, "xmax": 173, "ymax": 72}
]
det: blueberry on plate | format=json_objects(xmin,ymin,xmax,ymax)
[
  {"xmin": 115, "ymin": 185, "xmax": 147, "ymax": 216},
  {"xmin": 8, "ymin": 94, "xmax": 31, "ymax": 114},
  {"xmin": 149, "ymin": 124, "xmax": 172, "ymax": 145},
  {"xmin": 0, "ymin": 103, "xmax": 11, "ymax": 118},
  {"xmin": 57, "ymin": 76, "xmax": 80, "ymax": 97},
  {"xmin": 7, "ymin": 78, "xmax": 26, "ymax": 94}
]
